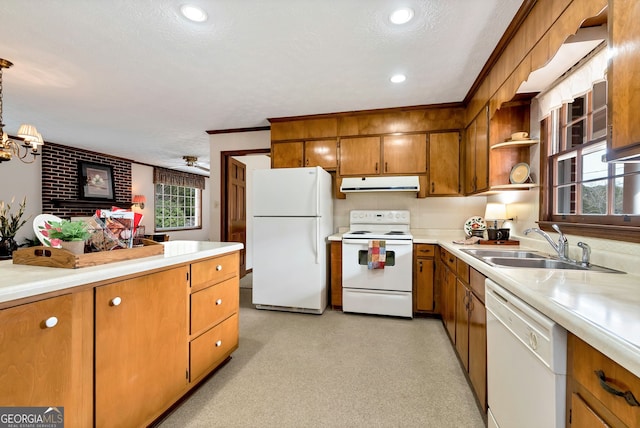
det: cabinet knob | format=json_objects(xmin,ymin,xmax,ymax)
[
  {"xmin": 111, "ymin": 296, "xmax": 122, "ymax": 306},
  {"xmin": 215, "ymin": 340, "xmax": 222, "ymax": 347},
  {"xmin": 216, "ymin": 299, "xmax": 223, "ymax": 305},
  {"xmin": 529, "ymin": 332, "xmax": 538, "ymax": 350},
  {"xmin": 216, "ymin": 265, "xmax": 223, "ymax": 271},
  {"xmin": 44, "ymin": 316, "xmax": 58, "ymax": 328}
]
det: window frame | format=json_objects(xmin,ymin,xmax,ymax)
[{"xmin": 154, "ymin": 183, "xmax": 202, "ymax": 232}]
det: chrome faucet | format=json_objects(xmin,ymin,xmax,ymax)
[
  {"xmin": 577, "ymin": 242, "xmax": 591, "ymax": 266},
  {"xmin": 524, "ymin": 224, "xmax": 570, "ymax": 260}
]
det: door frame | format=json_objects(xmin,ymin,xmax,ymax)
[{"xmin": 220, "ymin": 148, "xmax": 271, "ymax": 245}]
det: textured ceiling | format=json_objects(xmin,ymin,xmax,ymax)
[{"xmin": 0, "ymin": 0, "xmax": 524, "ymax": 174}]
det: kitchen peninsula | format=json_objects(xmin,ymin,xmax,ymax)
[{"xmin": 0, "ymin": 240, "xmax": 243, "ymax": 428}]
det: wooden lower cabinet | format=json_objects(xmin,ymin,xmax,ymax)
[
  {"xmin": 95, "ymin": 266, "xmax": 190, "ymax": 428},
  {"xmin": 567, "ymin": 333, "xmax": 640, "ymax": 427},
  {"xmin": 413, "ymin": 244, "xmax": 436, "ymax": 314},
  {"xmin": 0, "ymin": 291, "xmax": 93, "ymax": 427},
  {"xmin": 330, "ymin": 241, "xmax": 342, "ymax": 309},
  {"xmin": 191, "ymin": 313, "xmax": 239, "ymax": 382}
]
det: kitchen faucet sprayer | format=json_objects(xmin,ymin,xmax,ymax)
[
  {"xmin": 524, "ymin": 224, "xmax": 570, "ymax": 260},
  {"xmin": 577, "ymin": 242, "xmax": 591, "ymax": 266}
]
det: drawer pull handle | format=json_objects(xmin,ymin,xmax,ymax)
[
  {"xmin": 216, "ymin": 265, "xmax": 223, "ymax": 271},
  {"xmin": 44, "ymin": 317, "xmax": 58, "ymax": 328},
  {"xmin": 215, "ymin": 340, "xmax": 222, "ymax": 347},
  {"xmin": 594, "ymin": 370, "xmax": 640, "ymax": 406},
  {"xmin": 111, "ymin": 297, "xmax": 122, "ymax": 306},
  {"xmin": 216, "ymin": 299, "xmax": 223, "ymax": 305}
]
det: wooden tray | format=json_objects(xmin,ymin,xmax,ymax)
[
  {"xmin": 12, "ymin": 239, "xmax": 164, "ymax": 269},
  {"xmin": 478, "ymin": 239, "xmax": 520, "ymax": 245}
]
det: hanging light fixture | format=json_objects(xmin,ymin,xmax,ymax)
[{"xmin": 0, "ymin": 58, "xmax": 44, "ymax": 164}]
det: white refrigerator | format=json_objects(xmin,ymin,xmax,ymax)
[{"xmin": 252, "ymin": 166, "xmax": 333, "ymax": 314}]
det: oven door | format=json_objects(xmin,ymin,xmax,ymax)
[{"xmin": 341, "ymin": 239, "xmax": 412, "ymax": 292}]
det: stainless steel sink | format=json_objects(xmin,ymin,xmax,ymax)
[
  {"xmin": 461, "ymin": 248, "xmax": 624, "ymax": 273},
  {"xmin": 462, "ymin": 249, "xmax": 549, "ymax": 259}
]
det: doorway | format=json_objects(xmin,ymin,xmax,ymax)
[{"xmin": 221, "ymin": 149, "xmax": 270, "ymax": 278}]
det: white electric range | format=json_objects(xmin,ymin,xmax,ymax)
[{"xmin": 341, "ymin": 210, "xmax": 413, "ymax": 318}]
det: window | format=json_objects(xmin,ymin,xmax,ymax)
[
  {"xmin": 155, "ymin": 184, "xmax": 201, "ymax": 231},
  {"xmin": 544, "ymin": 80, "xmax": 640, "ymax": 231},
  {"xmin": 153, "ymin": 167, "xmax": 205, "ymax": 232}
]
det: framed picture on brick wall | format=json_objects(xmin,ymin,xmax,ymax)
[{"xmin": 78, "ymin": 161, "xmax": 116, "ymax": 201}]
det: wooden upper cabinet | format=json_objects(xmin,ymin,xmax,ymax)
[
  {"xmin": 305, "ymin": 139, "xmax": 337, "ymax": 169},
  {"xmin": 271, "ymin": 141, "xmax": 303, "ymax": 168},
  {"xmin": 464, "ymin": 105, "xmax": 489, "ymax": 194},
  {"xmin": 429, "ymin": 132, "xmax": 460, "ymax": 195},
  {"xmin": 382, "ymin": 134, "xmax": 427, "ymax": 174},
  {"xmin": 338, "ymin": 136, "xmax": 381, "ymax": 176},
  {"xmin": 607, "ymin": 0, "xmax": 640, "ymax": 161}
]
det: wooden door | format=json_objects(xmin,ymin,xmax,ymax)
[
  {"xmin": 429, "ymin": 132, "xmax": 460, "ymax": 195},
  {"xmin": 271, "ymin": 141, "xmax": 303, "ymax": 168},
  {"xmin": 415, "ymin": 258, "xmax": 435, "ymax": 312},
  {"xmin": 227, "ymin": 157, "xmax": 246, "ymax": 277},
  {"xmin": 443, "ymin": 267, "xmax": 456, "ymax": 341},
  {"xmin": 455, "ymin": 281, "xmax": 470, "ymax": 370},
  {"xmin": 0, "ymin": 292, "xmax": 93, "ymax": 427},
  {"xmin": 305, "ymin": 139, "xmax": 337, "ymax": 170},
  {"xmin": 338, "ymin": 136, "xmax": 381, "ymax": 175},
  {"xmin": 95, "ymin": 267, "xmax": 189, "ymax": 428},
  {"xmin": 383, "ymin": 134, "xmax": 427, "ymax": 174},
  {"xmin": 468, "ymin": 292, "xmax": 487, "ymax": 411},
  {"xmin": 475, "ymin": 105, "xmax": 490, "ymax": 192},
  {"xmin": 464, "ymin": 119, "xmax": 477, "ymax": 194}
]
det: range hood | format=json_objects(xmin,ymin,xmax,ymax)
[{"xmin": 340, "ymin": 176, "xmax": 420, "ymax": 193}]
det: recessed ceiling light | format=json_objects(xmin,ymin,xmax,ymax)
[
  {"xmin": 180, "ymin": 4, "xmax": 208, "ymax": 22},
  {"xmin": 390, "ymin": 74, "xmax": 406, "ymax": 83},
  {"xmin": 389, "ymin": 8, "xmax": 414, "ymax": 25}
]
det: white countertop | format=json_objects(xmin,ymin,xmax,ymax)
[
  {"xmin": 332, "ymin": 230, "xmax": 640, "ymax": 377},
  {"xmin": 0, "ymin": 240, "xmax": 243, "ymax": 304}
]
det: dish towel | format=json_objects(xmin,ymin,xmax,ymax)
[{"xmin": 368, "ymin": 240, "xmax": 386, "ymax": 269}]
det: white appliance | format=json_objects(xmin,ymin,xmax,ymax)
[
  {"xmin": 485, "ymin": 279, "xmax": 567, "ymax": 428},
  {"xmin": 341, "ymin": 210, "xmax": 413, "ymax": 318},
  {"xmin": 340, "ymin": 175, "xmax": 420, "ymax": 192},
  {"xmin": 252, "ymin": 166, "xmax": 333, "ymax": 314}
]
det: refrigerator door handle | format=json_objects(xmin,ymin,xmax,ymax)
[{"xmin": 315, "ymin": 217, "xmax": 320, "ymax": 264}]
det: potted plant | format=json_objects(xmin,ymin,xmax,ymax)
[
  {"xmin": 46, "ymin": 219, "xmax": 91, "ymax": 254},
  {"xmin": 0, "ymin": 196, "xmax": 29, "ymax": 259}
]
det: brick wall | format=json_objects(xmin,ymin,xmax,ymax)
[{"xmin": 41, "ymin": 143, "xmax": 132, "ymax": 218}]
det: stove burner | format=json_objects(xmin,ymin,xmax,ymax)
[
  {"xmin": 350, "ymin": 230, "xmax": 371, "ymax": 235},
  {"xmin": 385, "ymin": 231, "xmax": 406, "ymax": 235}
]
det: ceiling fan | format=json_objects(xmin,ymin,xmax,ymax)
[{"xmin": 182, "ymin": 155, "xmax": 210, "ymax": 172}]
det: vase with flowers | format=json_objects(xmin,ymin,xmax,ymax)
[
  {"xmin": 0, "ymin": 196, "xmax": 28, "ymax": 259},
  {"xmin": 46, "ymin": 220, "xmax": 91, "ymax": 255}
]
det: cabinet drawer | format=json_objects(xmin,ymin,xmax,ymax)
[
  {"xmin": 191, "ymin": 253, "xmax": 239, "ymax": 293},
  {"xmin": 414, "ymin": 244, "xmax": 435, "ymax": 258},
  {"xmin": 440, "ymin": 248, "xmax": 457, "ymax": 271},
  {"xmin": 456, "ymin": 259, "xmax": 469, "ymax": 284},
  {"xmin": 570, "ymin": 334, "xmax": 640, "ymax": 428},
  {"xmin": 191, "ymin": 277, "xmax": 239, "ymax": 335},
  {"xmin": 190, "ymin": 313, "xmax": 239, "ymax": 382},
  {"xmin": 469, "ymin": 268, "xmax": 485, "ymax": 302}
]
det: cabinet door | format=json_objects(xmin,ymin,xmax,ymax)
[
  {"xmin": 475, "ymin": 105, "xmax": 490, "ymax": 192},
  {"xmin": 339, "ymin": 136, "xmax": 381, "ymax": 176},
  {"xmin": 415, "ymin": 257, "xmax": 435, "ymax": 312},
  {"xmin": 464, "ymin": 119, "xmax": 477, "ymax": 194},
  {"xmin": 305, "ymin": 139, "xmax": 337, "ymax": 170},
  {"xmin": 0, "ymin": 292, "xmax": 93, "ymax": 427},
  {"xmin": 442, "ymin": 267, "xmax": 457, "ymax": 341},
  {"xmin": 383, "ymin": 134, "xmax": 427, "ymax": 174},
  {"xmin": 570, "ymin": 393, "xmax": 610, "ymax": 428},
  {"xmin": 468, "ymin": 292, "xmax": 487, "ymax": 411},
  {"xmin": 455, "ymin": 281, "xmax": 470, "ymax": 370},
  {"xmin": 429, "ymin": 132, "xmax": 460, "ymax": 195},
  {"xmin": 330, "ymin": 241, "xmax": 343, "ymax": 309},
  {"xmin": 608, "ymin": 0, "xmax": 640, "ymax": 156},
  {"xmin": 271, "ymin": 141, "xmax": 304, "ymax": 168},
  {"xmin": 95, "ymin": 266, "xmax": 189, "ymax": 428}
]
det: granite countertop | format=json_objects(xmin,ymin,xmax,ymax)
[{"xmin": 0, "ymin": 240, "xmax": 244, "ymax": 305}]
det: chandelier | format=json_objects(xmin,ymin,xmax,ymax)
[{"xmin": 0, "ymin": 58, "xmax": 44, "ymax": 164}]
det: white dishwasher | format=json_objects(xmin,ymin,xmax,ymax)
[{"xmin": 485, "ymin": 279, "xmax": 567, "ymax": 428}]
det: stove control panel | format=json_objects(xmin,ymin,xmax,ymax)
[{"xmin": 349, "ymin": 210, "xmax": 410, "ymax": 226}]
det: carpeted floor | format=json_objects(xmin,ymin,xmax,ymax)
[{"xmin": 158, "ymin": 287, "xmax": 485, "ymax": 428}]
